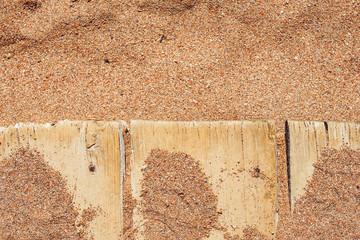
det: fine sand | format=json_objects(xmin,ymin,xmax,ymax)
[{"xmin": 1, "ymin": 0, "xmax": 359, "ymax": 239}]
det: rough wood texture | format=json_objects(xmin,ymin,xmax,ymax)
[
  {"xmin": 287, "ymin": 120, "xmax": 360, "ymax": 210},
  {"xmin": 0, "ymin": 120, "xmax": 125, "ymax": 239},
  {"xmin": 130, "ymin": 120, "xmax": 278, "ymax": 239},
  {"xmin": 327, "ymin": 121, "xmax": 360, "ymax": 149}
]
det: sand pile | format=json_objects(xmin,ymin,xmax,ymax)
[
  {"xmin": 139, "ymin": 149, "xmax": 219, "ymax": 239},
  {"xmin": 277, "ymin": 147, "xmax": 360, "ymax": 239},
  {"xmin": 0, "ymin": 148, "xmax": 96, "ymax": 239}
]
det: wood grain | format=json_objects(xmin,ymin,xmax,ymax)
[
  {"xmin": 130, "ymin": 120, "xmax": 278, "ymax": 239},
  {"xmin": 0, "ymin": 120, "xmax": 125, "ymax": 240},
  {"xmin": 287, "ymin": 120, "xmax": 360, "ymax": 211}
]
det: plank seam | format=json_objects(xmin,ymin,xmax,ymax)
[{"xmin": 285, "ymin": 120, "xmax": 292, "ymax": 212}]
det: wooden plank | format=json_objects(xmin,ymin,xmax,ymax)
[
  {"xmin": 288, "ymin": 120, "xmax": 360, "ymax": 210},
  {"xmin": 0, "ymin": 120, "xmax": 125, "ymax": 239},
  {"xmin": 287, "ymin": 121, "xmax": 327, "ymax": 210},
  {"xmin": 327, "ymin": 121, "xmax": 360, "ymax": 149},
  {"xmin": 130, "ymin": 120, "xmax": 278, "ymax": 239}
]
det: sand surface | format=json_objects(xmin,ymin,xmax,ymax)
[
  {"xmin": 1, "ymin": 0, "xmax": 360, "ymax": 239},
  {"xmin": 0, "ymin": 148, "xmax": 96, "ymax": 239},
  {"xmin": 1, "ymin": 0, "xmax": 359, "ymax": 125}
]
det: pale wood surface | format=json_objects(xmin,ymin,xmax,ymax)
[
  {"xmin": 0, "ymin": 120, "xmax": 125, "ymax": 240},
  {"xmin": 327, "ymin": 121, "xmax": 360, "ymax": 149},
  {"xmin": 130, "ymin": 120, "xmax": 278, "ymax": 239},
  {"xmin": 288, "ymin": 120, "xmax": 360, "ymax": 210}
]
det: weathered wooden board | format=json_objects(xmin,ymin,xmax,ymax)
[
  {"xmin": 288, "ymin": 120, "xmax": 360, "ymax": 210},
  {"xmin": 0, "ymin": 120, "xmax": 125, "ymax": 239},
  {"xmin": 327, "ymin": 121, "xmax": 360, "ymax": 149},
  {"xmin": 131, "ymin": 120, "xmax": 278, "ymax": 239}
]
